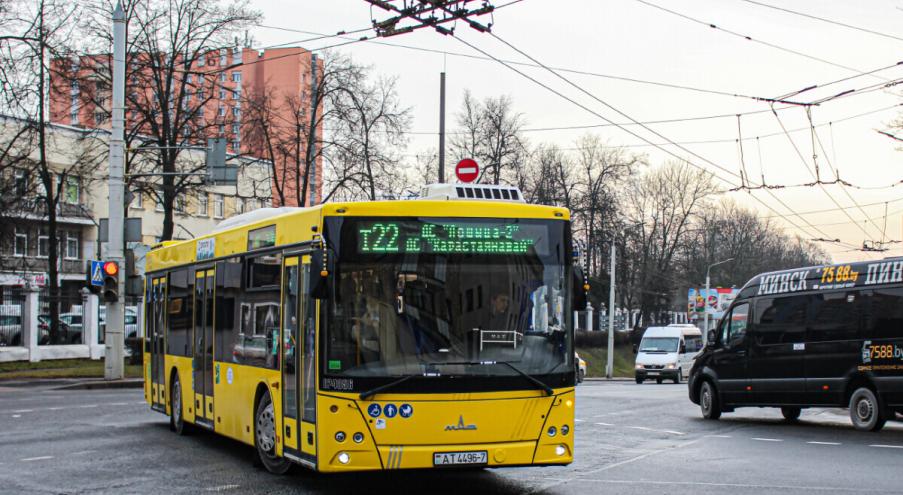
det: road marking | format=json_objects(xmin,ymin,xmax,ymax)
[
  {"xmin": 21, "ymin": 456, "xmax": 53, "ymax": 462},
  {"xmin": 110, "ymin": 402, "xmax": 129, "ymax": 406},
  {"xmin": 78, "ymin": 404, "xmax": 98, "ymax": 408},
  {"xmin": 870, "ymin": 444, "xmax": 903, "ymax": 449},
  {"xmin": 47, "ymin": 407, "xmax": 63, "ymax": 411},
  {"xmin": 203, "ymin": 484, "xmax": 239, "ymax": 492},
  {"xmin": 12, "ymin": 409, "xmax": 33, "ymax": 413},
  {"xmin": 560, "ymin": 478, "xmax": 873, "ymax": 492},
  {"xmin": 627, "ymin": 426, "xmax": 653, "ymax": 431},
  {"xmin": 71, "ymin": 450, "xmax": 96, "ymax": 456},
  {"xmin": 11, "ymin": 414, "xmax": 21, "ymax": 418},
  {"xmin": 707, "ymin": 434, "xmax": 732, "ymax": 438},
  {"xmin": 662, "ymin": 430, "xmax": 686, "ymax": 435},
  {"xmin": 751, "ymin": 437, "xmax": 783, "ymax": 442},
  {"xmin": 594, "ymin": 422, "xmax": 613, "ymax": 426},
  {"xmin": 808, "ymin": 441, "xmax": 841, "ymax": 446}
]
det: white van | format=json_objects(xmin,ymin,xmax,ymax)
[{"xmin": 634, "ymin": 324, "xmax": 703, "ymax": 384}]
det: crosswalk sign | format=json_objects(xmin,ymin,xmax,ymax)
[{"xmin": 90, "ymin": 260, "xmax": 104, "ymax": 287}]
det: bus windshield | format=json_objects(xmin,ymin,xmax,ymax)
[{"xmin": 323, "ymin": 217, "xmax": 572, "ymax": 389}]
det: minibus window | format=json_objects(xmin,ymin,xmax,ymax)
[{"xmin": 726, "ymin": 303, "xmax": 749, "ymax": 349}]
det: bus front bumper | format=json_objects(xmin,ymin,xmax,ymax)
[{"xmin": 319, "ymin": 440, "xmax": 573, "ymax": 472}]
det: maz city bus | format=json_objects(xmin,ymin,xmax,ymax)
[
  {"xmin": 689, "ymin": 259, "xmax": 903, "ymax": 431},
  {"xmin": 143, "ymin": 183, "xmax": 578, "ymax": 473}
]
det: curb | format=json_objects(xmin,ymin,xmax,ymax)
[{"xmin": 53, "ymin": 378, "xmax": 144, "ymax": 390}]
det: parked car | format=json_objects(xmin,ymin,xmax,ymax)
[
  {"xmin": 99, "ymin": 307, "xmax": 139, "ymax": 342},
  {"xmin": 634, "ymin": 324, "xmax": 702, "ymax": 384},
  {"xmin": 57, "ymin": 312, "xmax": 84, "ymax": 344},
  {"xmin": 575, "ymin": 352, "xmax": 587, "ymax": 383},
  {"xmin": 0, "ymin": 306, "xmax": 22, "ymax": 346}
]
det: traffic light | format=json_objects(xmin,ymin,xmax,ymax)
[{"xmin": 102, "ymin": 261, "xmax": 120, "ymax": 302}]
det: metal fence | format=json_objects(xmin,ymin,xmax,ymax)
[
  {"xmin": 0, "ymin": 289, "xmax": 26, "ymax": 347},
  {"xmin": 38, "ymin": 290, "xmax": 85, "ymax": 346}
]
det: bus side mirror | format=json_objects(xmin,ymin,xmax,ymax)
[
  {"xmin": 309, "ymin": 250, "xmax": 329, "ymax": 300},
  {"xmin": 572, "ymin": 266, "xmax": 587, "ymax": 311},
  {"xmin": 706, "ymin": 330, "xmax": 716, "ymax": 346}
]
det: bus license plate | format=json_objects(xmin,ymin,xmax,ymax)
[{"xmin": 433, "ymin": 451, "xmax": 488, "ymax": 466}]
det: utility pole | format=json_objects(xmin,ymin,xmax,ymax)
[
  {"xmin": 105, "ymin": 2, "xmax": 126, "ymax": 380},
  {"xmin": 606, "ymin": 241, "xmax": 616, "ymax": 379},
  {"xmin": 438, "ymin": 71, "xmax": 446, "ymax": 183}
]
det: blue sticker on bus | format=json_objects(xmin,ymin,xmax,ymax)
[
  {"xmin": 367, "ymin": 404, "xmax": 382, "ymax": 418},
  {"xmin": 399, "ymin": 403, "xmax": 413, "ymax": 418},
  {"xmin": 384, "ymin": 403, "xmax": 398, "ymax": 418}
]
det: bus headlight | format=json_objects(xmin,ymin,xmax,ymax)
[
  {"xmin": 338, "ymin": 452, "xmax": 350, "ymax": 464},
  {"xmin": 555, "ymin": 445, "xmax": 567, "ymax": 456}
]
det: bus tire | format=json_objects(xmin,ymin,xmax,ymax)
[
  {"xmin": 255, "ymin": 392, "xmax": 292, "ymax": 474},
  {"xmin": 170, "ymin": 374, "xmax": 188, "ymax": 436},
  {"xmin": 781, "ymin": 406, "xmax": 801, "ymax": 422},
  {"xmin": 850, "ymin": 387, "xmax": 886, "ymax": 432},
  {"xmin": 700, "ymin": 380, "xmax": 721, "ymax": 420}
]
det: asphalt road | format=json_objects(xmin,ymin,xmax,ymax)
[{"xmin": 2, "ymin": 381, "xmax": 903, "ymax": 494}]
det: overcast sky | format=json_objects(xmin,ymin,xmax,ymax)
[{"xmin": 251, "ymin": 0, "xmax": 903, "ymax": 262}]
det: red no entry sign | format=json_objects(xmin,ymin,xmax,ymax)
[{"xmin": 455, "ymin": 158, "xmax": 479, "ymax": 183}]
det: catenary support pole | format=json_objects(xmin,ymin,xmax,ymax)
[
  {"xmin": 438, "ymin": 71, "xmax": 446, "ymax": 183},
  {"xmin": 105, "ymin": 3, "xmax": 126, "ymax": 380},
  {"xmin": 606, "ymin": 241, "xmax": 616, "ymax": 379}
]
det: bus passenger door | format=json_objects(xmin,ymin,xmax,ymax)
[
  {"xmin": 149, "ymin": 276, "xmax": 166, "ymax": 410},
  {"xmin": 281, "ymin": 255, "xmax": 316, "ymax": 466},
  {"xmin": 193, "ymin": 268, "xmax": 216, "ymax": 425}
]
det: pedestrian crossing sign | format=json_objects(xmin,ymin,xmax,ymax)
[{"xmin": 90, "ymin": 260, "xmax": 105, "ymax": 286}]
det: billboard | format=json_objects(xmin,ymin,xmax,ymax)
[{"xmin": 687, "ymin": 287, "xmax": 738, "ymax": 321}]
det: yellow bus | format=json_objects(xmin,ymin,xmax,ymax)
[{"xmin": 143, "ymin": 184, "xmax": 579, "ymax": 473}]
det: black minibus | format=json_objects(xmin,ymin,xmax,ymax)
[{"xmin": 688, "ymin": 259, "xmax": 903, "ymax": 431}]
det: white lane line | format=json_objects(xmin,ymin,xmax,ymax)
[
  {"xmin": 21, "ymin": 456, "xmax": 53, "ymax": 462},
  {"xmin": 627, "ymin": 426, "xmax": 653, "ymax": 431},
  {"xmin": 870, "ymin": 444, "xmax": 903, "ymax": 449},
  {"xmin": 11, "ymin": 414, "xmax": 21, "ymax": 418},
  {"xmin": 11, "ymin": 409, "xmax": 33, "ymax": 413},
  {"xmin": 109, "ymin": 402, "xmax": 129, "ymax": 406},
  {"xmin": 46, "ymin": 407, "xmax": 63, "ymax": 411},
  {"xmin": 808, "ymin": 441, "xmax": 841, "ymax": 446},
  {"xmin": 203, "ymin": 484, "xmax": 239, "ymax": 492},
  {"xmin": 78, "ymin": 404, "xmax": 98, "ymax": 409},
  {"xmin": 662, "ymin": 430, "xmax": 686, "ymax": 435},
  {"xmin": 559, "ymin": 478, "xmax": 871, "ymax": 492},
  {"xmin": 751, "ymin": 437, "xmax": 783, "ymax": 442},
  {"xmin": 594, "ymin": 422, "xmax": 613, "ymax": 426},
  {"xmin": 707, "ymin": 434, "xmax": 732, "ymax": 438}
]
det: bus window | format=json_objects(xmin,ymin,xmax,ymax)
[
  {"xmin": 167, "ymin": 269, "xmax": 192, "ymax": 357},
  {"xmin": 214, "ymin": 260, "xmax": 241, "ymax": 362},
  {"xmin": 863, "ymin": 288, "xmax": 903, "ymax": 339},
  {"xmin": 808, "ymin": 292, "xmax": 858, "ymax": 342},
  {"xmin": 753, "ymin": 296, "xmax": 806, "ymax": 345}
]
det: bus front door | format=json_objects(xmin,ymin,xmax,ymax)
[
  {"xmin": 149, "ymin": 276, "xmax": 166, "ymax": 410},
  {"xmin": 193, "ymin": 268, "xmax": 216, "ymax": 425},
  {"xmin": 281, "ymin": 255, "xmax": 317, "ymax": 467}
]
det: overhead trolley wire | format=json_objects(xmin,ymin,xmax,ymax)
[{"xmin": 738, "ymin": 0, "xmax": 903, "ymax": 44}]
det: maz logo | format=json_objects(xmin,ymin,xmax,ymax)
[{"xmin": 445, "ymin": 415, "xmax": 477, "ymax": 431}]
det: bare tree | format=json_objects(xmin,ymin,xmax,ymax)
[
  {"xmin": 75, "ymin": 0, "xmax": 260, "ymax": 240},
  {"xmin": 324, "ymin": 74, "xmax": 412, "ymax": 201},
  {"xmin": 449, "ymin": 92, "xmax": 527, "ymax": 185},
  {"xmin": 1, "ymin": 0, "xmax": 105, "ymax": 342}
]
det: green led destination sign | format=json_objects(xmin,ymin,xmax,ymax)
[{"xmin": 356, "ymin": 221, "xmax": 545, "ymax": 255}]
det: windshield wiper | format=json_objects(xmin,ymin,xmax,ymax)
[
  {"xmin": 431, "ymin": 360, "xmax": 554, "ymax": 396},
  {"xmin": 359, "ymin": 374, "xmax": 417, "ymax": 401}
]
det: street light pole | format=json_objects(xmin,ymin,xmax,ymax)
[
  {"xmin": 606, "ymin": 240, "xmax": 616, "ymax": 379},
  {"xmin": 703, "ymin": 257, "xmax": 734, "ymax": 345}
]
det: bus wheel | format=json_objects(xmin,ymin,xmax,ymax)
[
  {"xmin": 700, "ymin": 381, "xmax": 721, "ymax": 420},
  {"xmin": 781, "ymin": 407, "xmax": 801, "ymax": 422},
  {"xmin": 255, "ymin": 393, "xmax": 292, "ymax": 474},
  {"xmin": 850, "ymin": 387, "xmax": 886, "ymax": 432},
  {"xmin": 170, "ymin": 374, "xmax": 188, "ymax": 435}
]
